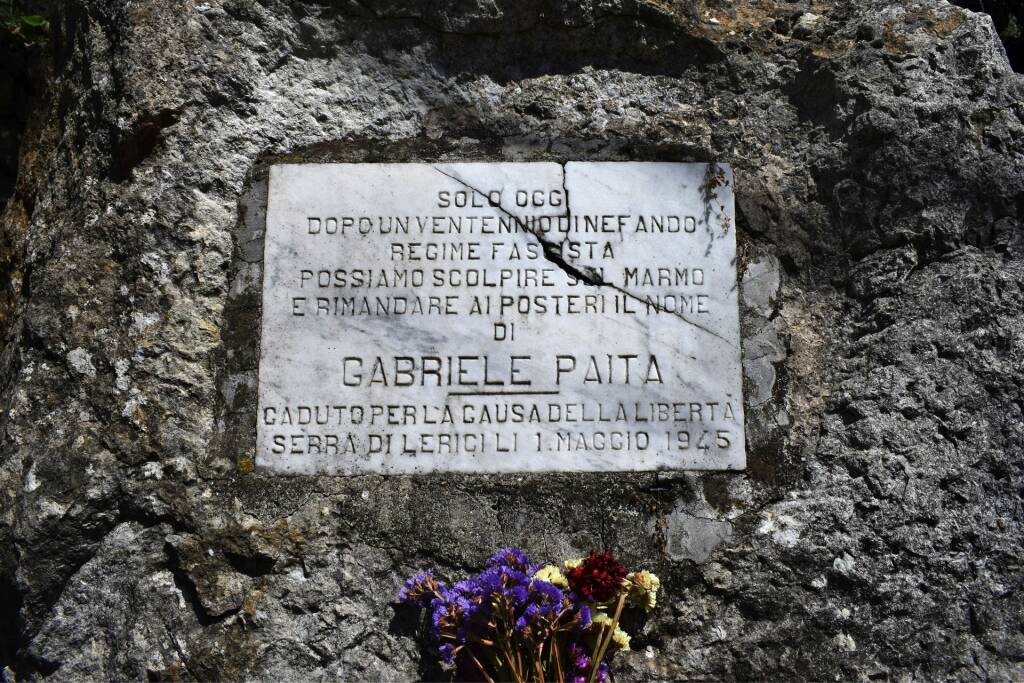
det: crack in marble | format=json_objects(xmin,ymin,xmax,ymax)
[{"xmin": 430, "ymin": 163, "xmax": 733, "ymax": 345}]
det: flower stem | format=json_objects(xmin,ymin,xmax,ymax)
[
  {"xmin": 503, "ymin": 643, "xmax": 523, "ymax": 683},
  {"xmin": 468, "ymin": 649, "xmax": 496, "ymax": 683},
  {"xmin": 588, "ymin": 593, "xmax": 628, "ymax": 683},
  {"xmin": 552, "ymin": 633, "xmax": 564, "ymax": 683}
]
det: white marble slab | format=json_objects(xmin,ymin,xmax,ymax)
[{"xmin": 257, "ymin": 162, "xmax": 745, "ymax": 474}]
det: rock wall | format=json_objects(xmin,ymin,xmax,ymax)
[
  {"xmin": 951, "ymin": 0, "xmax": 1023, "ymax": 70},
  {"xmin": 0, "ymin": 34, "xmax": 39, "ymax": 215},
  {"xmin": 0, "ymin": 0, "xmax": 1022, "ymax": 680}
]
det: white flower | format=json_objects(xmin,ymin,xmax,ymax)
[
  {"xmin": 534, "ymin": 564, "xmax": 568, "ymax": 589},
  {"xmin": 624, "ymin": 570, "xmax": 660, "ymax": 609}
]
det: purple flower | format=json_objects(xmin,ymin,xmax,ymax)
[
  {"xmin": 401, "ymin": 553, "xmax": 633, "ymax": 681},
  {"xmin": 472, "ymin": 565, "xmax": 526, "ymax": 598},
  {"xmin": 453, "ymin": 594, "xmax": 472, "ymax": 613},
  {"xmin": 571, "ymin": 677, "xmax": 586, "ymax": 683},
  {"xmin": 531, "ymin": 579, "xmax": 564, "ymax": 604},
  {"xmin": 431, "ymin": 601, "xmax": 448, "ymax": 629},
  {"xmin": 506, "ymin": 583, "xmax": 530, "ymax": 605},
  {"xmin": 570, "ymin": 643, "xmax": 590, "ymax": 673},
  {"xmin": 398, "ymin": 570, "xmax": 446, "ymax": 608},
  {"xmin": 487, "ymin": 547, "xmax": 534, "ymax": 573}
]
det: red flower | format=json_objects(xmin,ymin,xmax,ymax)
[{"xmin": 566, "ymin": 552, "xmax": 629, "ymax": 602}]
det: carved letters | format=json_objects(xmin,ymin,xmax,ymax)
[{"xmin": 256, "ymin": 162, "xmax": 745, "ymax": 474}]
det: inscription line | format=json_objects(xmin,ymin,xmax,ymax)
[{"xmin": 447, "ymin": 390, "xmax": 562, "ymax": 397}]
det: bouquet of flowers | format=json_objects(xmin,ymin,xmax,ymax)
[{"xmin": 398, "ymin": 548, "xmax": 660, "ymax": 682}]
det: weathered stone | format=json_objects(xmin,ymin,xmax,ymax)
[
  {"xmin": 741, "ymin": 255, "xmax": 781, "ymax": 319},
  {"xmin": 0, "ymin": 0, "xmax": 1021, "ymax": 681},
  {"xmin": 662, "ymin": 504, "xmax": 733, "ymax": 564}
]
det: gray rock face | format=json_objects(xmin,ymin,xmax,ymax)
[{"xmin": 0, "ymin": 0, "xmax": 1021, "ymax": 680}]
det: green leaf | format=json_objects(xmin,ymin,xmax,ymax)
[
  {"xmin": 19, "ymin": 14, "xmax": 47, "ymax": 27},
  {"xmin": 6, "ymin": 13, "xmax": 49, "ymax": 44}
]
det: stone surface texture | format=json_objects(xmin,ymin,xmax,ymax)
[{"xmin": 0, "ymin": 0, "xmax": 1022, "ymax": 680}]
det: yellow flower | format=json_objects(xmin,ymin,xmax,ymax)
[
  {"xmin": 563, "ymin": 558, "xmax": 583, "ymax": 571},
  {"xmin": 624, "ymin": 570, "xmax": 660, "ymax": 610},
  {"xmin": 534, "ymin": 564, "xmax": 568, "ymax": 588},
  {"xmin": 611, "ymin": 626, "xmax": 631, "ymax": 651},
  {"xmin": 590, "ymin": 612, "xmax": 630, "ymax": 651}
]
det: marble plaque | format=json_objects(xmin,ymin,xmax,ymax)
[{"xmin": 257, "ymin": 162, "xmax": 745, "ymax": 474}]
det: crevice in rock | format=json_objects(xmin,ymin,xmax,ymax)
[
  {"xmin": 0, "ymin": 565, "xmax": 26, "ymax": 674},
  {"xmin": 153, "ymin": 620, "xmax": 205, "ymax": 683},
  {"xmin": 165, "ymin": 540, "xmax": 241, "ymax": 627},
  {"xmin": 223, "ymin": 551, "xmax": 276, "ymax": 578},
  {"xmin": 109, "ymin": 108, "xmax": 181, "ymax": 183},
  {"xmin": 0, "ymin": 18, "xmax": 46, "ymax": 211},
  {"xmin": 782, "ymin": 54, "xmax": 844, "ymax": 129},
  {"xmin": 117, "ymin": 501, "xmax": 195, "ymax": 536}
]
